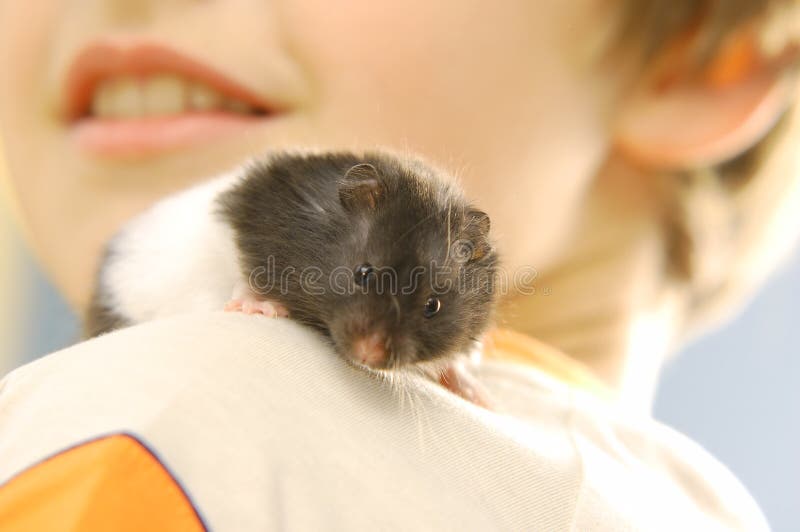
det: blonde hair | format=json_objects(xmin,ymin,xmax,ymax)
[{"xmin": 619, "ymin": 0, "xmax": 800, "ymax": 335}]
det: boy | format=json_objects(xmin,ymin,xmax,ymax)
[{"xmin": 0, "ymin": 0, "xmax": 796, "ymax": 528}]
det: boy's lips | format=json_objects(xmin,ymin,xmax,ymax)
[
  {"xmin": 63, "ymin": 42, "xmax": 280, "ymax": 157},
  {"xmin": 71, "ymin": 113, "xmax": 267, "ymax": 158}
]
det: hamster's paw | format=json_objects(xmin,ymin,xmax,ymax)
[
  {"xmin": 439, "ymin": 362, "xmax": 495, "ymax": 410},
  {"xmin": 224, "ymin": 297, "xmax": 289, "ymax": 318}
]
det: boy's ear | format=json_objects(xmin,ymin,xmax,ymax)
[{"xmin": 613, "ymin": 31, "xmax": 797, "ymax": 169}]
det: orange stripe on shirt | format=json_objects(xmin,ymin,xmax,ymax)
[{"xmin": 0, "ymin": 433, "xmax": 206, "ymax": 532}]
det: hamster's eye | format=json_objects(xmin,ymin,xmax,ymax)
[
  {"xmin": 354, "ymin": 263, "xmax": 374, "ymax": 286},
  {"xmin": 423, "ymin": 297, "xmax": 442, "ymax": 318}
]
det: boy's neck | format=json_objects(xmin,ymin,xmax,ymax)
[{"xmin": 498, "ymin": 157, "xmax": 686, "ymax": 412}]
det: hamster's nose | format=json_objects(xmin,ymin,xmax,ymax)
[{"xmin": 351, "ymin": 331, "xmax": 388, "ymax": 368}]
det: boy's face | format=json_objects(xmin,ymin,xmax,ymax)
[{"xmin": 0, "ymin": 1, "xmax": 614, "ymax": 309}]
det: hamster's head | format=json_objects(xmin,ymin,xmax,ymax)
[{"xmin": 325, "ymin": 155, "xmax": 499, "ymax": 370}]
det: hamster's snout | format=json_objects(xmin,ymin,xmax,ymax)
[{"xmin": 350, "ymin": 331, "xmax": 388, "ymax": 368}]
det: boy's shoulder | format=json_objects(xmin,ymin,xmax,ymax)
[
  {"xmin": 0, "ymin": 312, "xmax": 768, "ymax": 531},
  {"xmin": 479, "ymin": 359, "xmax": 769, "ymax": 531}
]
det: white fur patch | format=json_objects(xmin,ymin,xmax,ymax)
[{"xmin": 101, "ymin": 171, "xmax": 244, "ymax": 324}]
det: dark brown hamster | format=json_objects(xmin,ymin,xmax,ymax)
[
  {"xmin": 218, "ymin": 151, "xmax": 499, "ymax": 369},
  {"xmin": 87, "ymin": 150, "xmax": 499, "ymax": 372}
]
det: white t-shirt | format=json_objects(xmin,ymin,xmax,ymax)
[{"xmin": 0, "ymin": 312, "xmax": 767, "ymax": 530}]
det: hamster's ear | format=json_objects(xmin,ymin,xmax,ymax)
[
  {"xmin": 614, "ymin": 29, "xmax": 797, "ymax": 169},
  {"xmin": 339, "ymin": 163, "xmax": 384, "ymax": 211},
  {"xmin": 464, "ymin": 209, "xmax": 492, "ymax": 261},
  {"xmin": 467, "ymin": 209, "xmax": 491, "ymax": 236}
]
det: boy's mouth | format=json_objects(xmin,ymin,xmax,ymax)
[
  {"xmin": 64, "ymin": 42, "xmax": 279, "ymax": 157},
  {"xmin": 86, "ymin": 74, "xmax": 260, "ymax": 119}
]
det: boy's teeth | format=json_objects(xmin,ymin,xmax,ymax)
[
  {"xmin": 188, "ymin": 82, "xmax": 221, "ymax": 111},
  {"xmin": 223, "ymin": 99, "xmax": 252, "ymax": 114},
  {"xmin": 90, "ymin": 80, "xmax": 115, "ymax": 117},
  {"xmin": 142, "ymin": 75, "xmax": 185, "ymax": 116},
  {"xmin": 89, "ymin": 76, "xmax": 251, "ymax": 118},
  {"xmin": 96, "ymin": 77, "xmax": 142, "ymax": 118}
]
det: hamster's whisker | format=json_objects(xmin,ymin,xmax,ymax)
[
  {"xmin": 444, "ymin": 201, "xmax": 453, "ymax": 266},
  {"xmin": 394, "ymin": 210, "xmax": 437, "ymax": 244},
  {"xmin": 389, "ymin": 293, "xmax": 402, "ymax": 321}
]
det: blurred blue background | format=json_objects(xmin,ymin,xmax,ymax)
[
  {"xmin": 11, "ymin": 248, "xmax": 800, "ymax": 531},
  {"xmin": 654, "ymin": 251, "xmax": 799, "ymax": 532}
]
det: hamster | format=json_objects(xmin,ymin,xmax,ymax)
[{"xmin": 86, "ymin": 150, "xmax": 498, "ymax": 402}]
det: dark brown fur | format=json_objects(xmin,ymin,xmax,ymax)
[{"xmin": 218, "ymin": 151, "xmax": 499, "ymax": 368}]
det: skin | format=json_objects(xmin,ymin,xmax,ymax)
[
  {"xmin": 0, "ymin": 1, "xmax": 791, "ymax": 403},
  {"xmin": 0, "ymin": 0, "xmax": 613, "ymax": 307}
]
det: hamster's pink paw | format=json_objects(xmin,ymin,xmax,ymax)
[
  {"xmin": 223, "ymin": 300, "xmax": 243, "ymax": 312},
  {"xmin": 439, "ymin": 362, "xmax": 495, "ymax": 410},
  {"xmin": 224, "ymin": 297, "xmax": 289, "ymax": 318}
]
